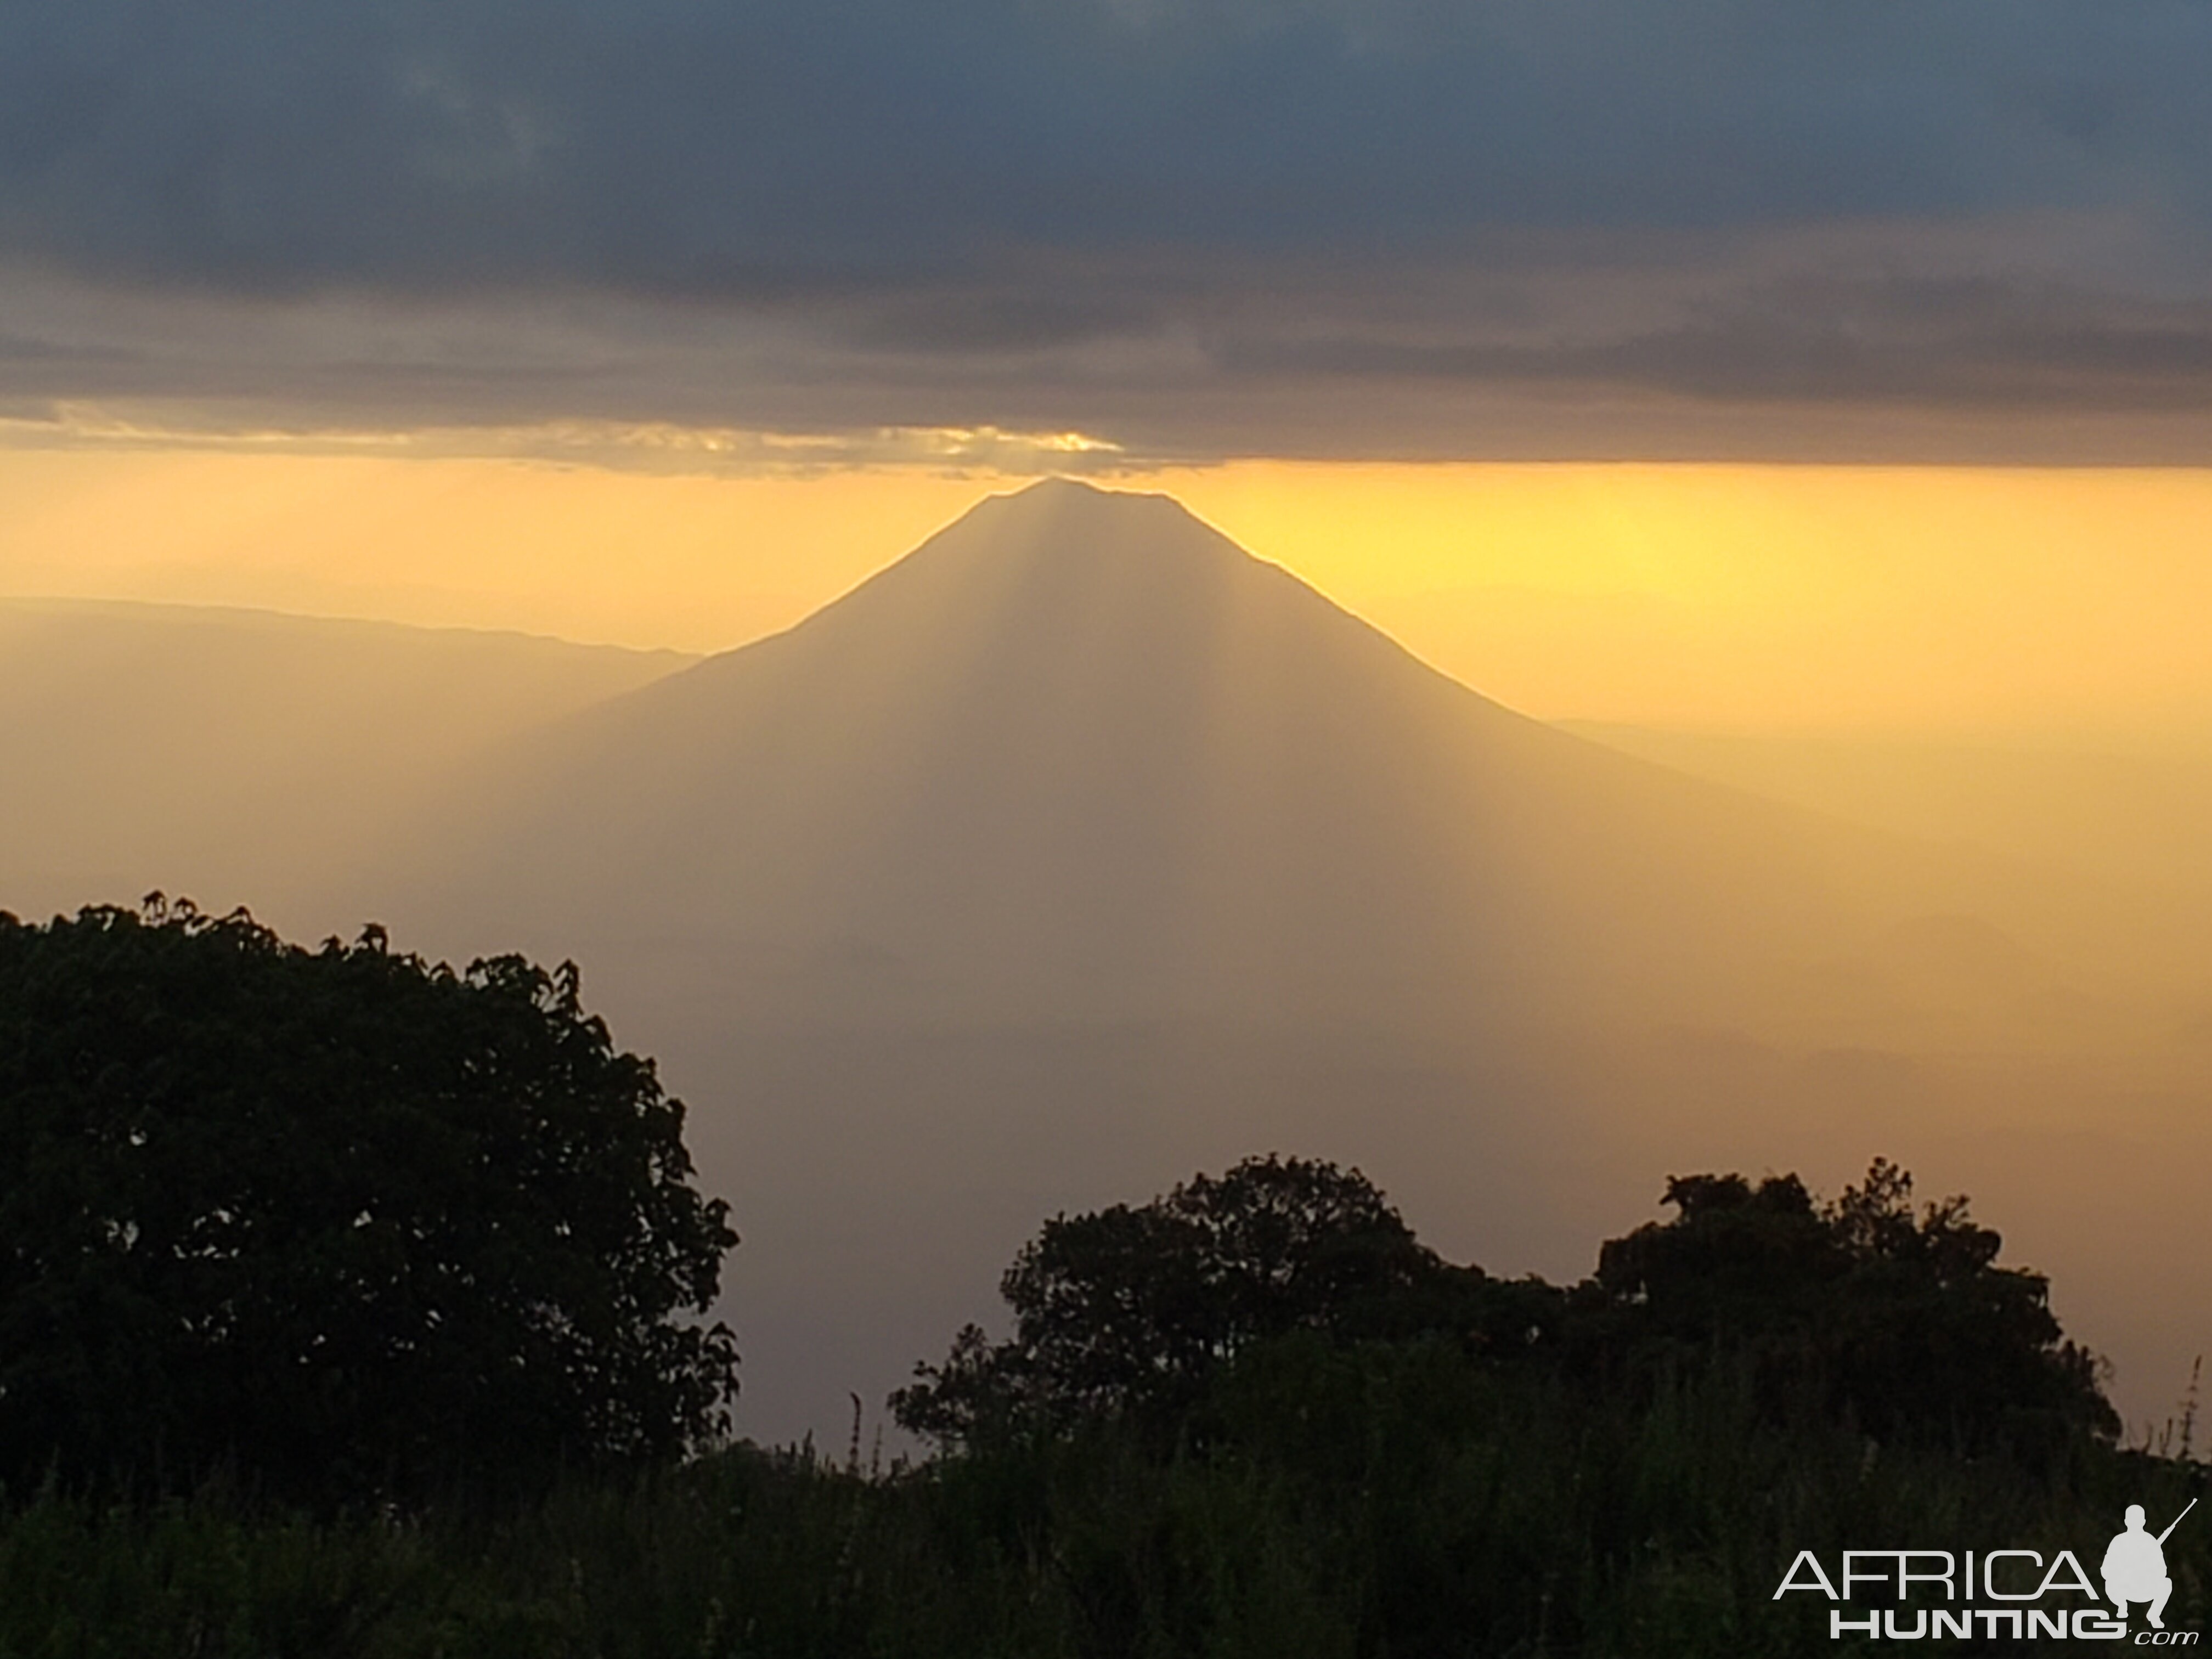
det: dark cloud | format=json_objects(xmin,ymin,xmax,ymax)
[
  {"xmin": 3, "ymin": 0, "xmax": 2211, "ymax": 458},
  {"xmin": 1212, "ymin": 273, "xmax": 2212, "ymax": 409}
]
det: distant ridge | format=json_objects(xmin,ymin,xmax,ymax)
[
  {"xmin": 0, "ymin": 593, "xmax": 701, "ymax": 658},
  {"xmin": 0, "ymin": 599, "xmax": 693, "ymax": 926}
]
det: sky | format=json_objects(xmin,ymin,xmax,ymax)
[
  {"xmin": 5, "ymin": 0, "xmax": 2212, "ymax": 465},
  {"xmin": 5, "ymin": 1, "xmax": 2212, "ymax": 732},
  {"xmin": 7, "ymin": 448, "xmax": 2212, "ymax": 736}
]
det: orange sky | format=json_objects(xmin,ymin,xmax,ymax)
[{"xmin": 4, "ymin": 444, "xmax": 2210, "ymax": 735}]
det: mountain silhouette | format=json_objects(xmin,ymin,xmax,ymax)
[
  {"xmin": 351, "ymin": 479, "xmax": 2112, "ymax": 1446},
  {"xmin": 417, "ymin": 478, "xmax": 1940, "ymax": 1033}
]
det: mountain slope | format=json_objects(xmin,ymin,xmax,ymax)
[{"xmin": 410, "ymin": 479, "xmax": 1968, "ymax": 1033}]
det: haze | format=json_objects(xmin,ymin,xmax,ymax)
[{"xmin": 3, "ymin": 469, "xmax": 2207, "ymax": 1453}]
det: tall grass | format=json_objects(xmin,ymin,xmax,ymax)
[{"xmin": 3, "ymin": 1346, "xmax": 2202, "ymax": 1657}]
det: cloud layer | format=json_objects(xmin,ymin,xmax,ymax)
[{"xmin": 5, "ymin": 0, "xmax": 2212, "ymax": 461}]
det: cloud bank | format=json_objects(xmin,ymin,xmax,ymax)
[{"xmin": 5, "ymin": 0, "xmax": 2211, "ymax": 462}]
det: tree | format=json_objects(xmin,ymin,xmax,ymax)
[
  {"xmin": 0, "ymin": 899, "xmax": 740, "ymax": 1503},
  {"xmin": 898, "ymin": 1153, "xmax": 2117, "ymax": 1459},
  {"xmin": 1589, "ymin": 1158, "xmax": 2115, "ymax": 1448},
  {"xmin": 893, "ymin": 1155, "xmax": 1503, "ymax": 1440}
]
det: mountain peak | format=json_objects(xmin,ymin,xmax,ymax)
[
  {"xmin": 987, "ymin": 475, "xmax": 1177, "ymax": 513},
  {"xmin": 947, "ymin": 475, "xmax": 1237, "ymax": 563},
  {"xmin": 754, "ymin": 473, "xmax": 1276, "ymax": 659}
]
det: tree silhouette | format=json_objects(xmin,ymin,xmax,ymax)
[
  {"xmin": 899, "ymin": 1153, "xmax": 2115, "ymax": 1456},
  {"xmin": 894, "ymin": 1155, "xmax": 1499, "ymax": 1438},
  {"xmin": 1590, "ymin": 1158, "xmax": 2116, "ymax": 1448},
  {"xmin": 0, "ymin": 899, "xmax": 739, "ymax": 1503}
]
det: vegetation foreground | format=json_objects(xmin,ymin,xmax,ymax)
[
  {"xmin": 2, "ymin": 1364, "xmax": 2202, "ymax": 1657},
  {"xmin": 1, "ymin": 904, "xmax": 2204, "ymax": 1655}
]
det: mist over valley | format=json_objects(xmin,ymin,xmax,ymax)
[{"xmin": 5, "ymin": 481, "xmax": 2207, "ymax": 1447}]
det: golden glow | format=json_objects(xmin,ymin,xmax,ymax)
[
  {"xmin": 1153, "ymin": 461, "xmax": 2212, "ymax": 732},
  {"xmin": 6, "ymin": 445, "xmax": 2212, "ymax": 733},
  {"xmin": 0, "ymin": 448, "xmax": 986, "ymax": 653}
]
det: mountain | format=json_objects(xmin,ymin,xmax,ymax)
[
  {"xmin": 405, "ymin": 479, "xmax": 1963, "ymax": 1036},
  {"xmin": 12, "ymin": 488, "xmax": 2200, "ymax": 1447},
  {"xmin": 360, "ymin": 479, "xmax": 2158, "ymax": 1446},
  {"xmin": 0, "ymin": 599, "xmax": 693, "ymax": 928}
]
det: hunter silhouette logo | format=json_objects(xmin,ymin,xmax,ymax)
[
  {"xmin": 2107, "ymin": 1500, "xmax": 2195, "ymax": 1632},
  {"xmin": 1774, "ymin": 1499, "xmax": 2200, "ymax": 1642}
]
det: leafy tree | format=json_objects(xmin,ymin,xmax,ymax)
[
  {"xmin": 0, "ymin": 899, "xmax": 740, "ymax": 1504},
  {"xmin": 893, "ymin": 1155, "xmax": 1519, "ymax": 1439},
  {"xmin": 899, "ymin": 1153, "xmax": 2116, "ymax": 1460},
  {"xmin": 1588, "ymin": 1158, "xmax": 2116, "ymax": 1449}
]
